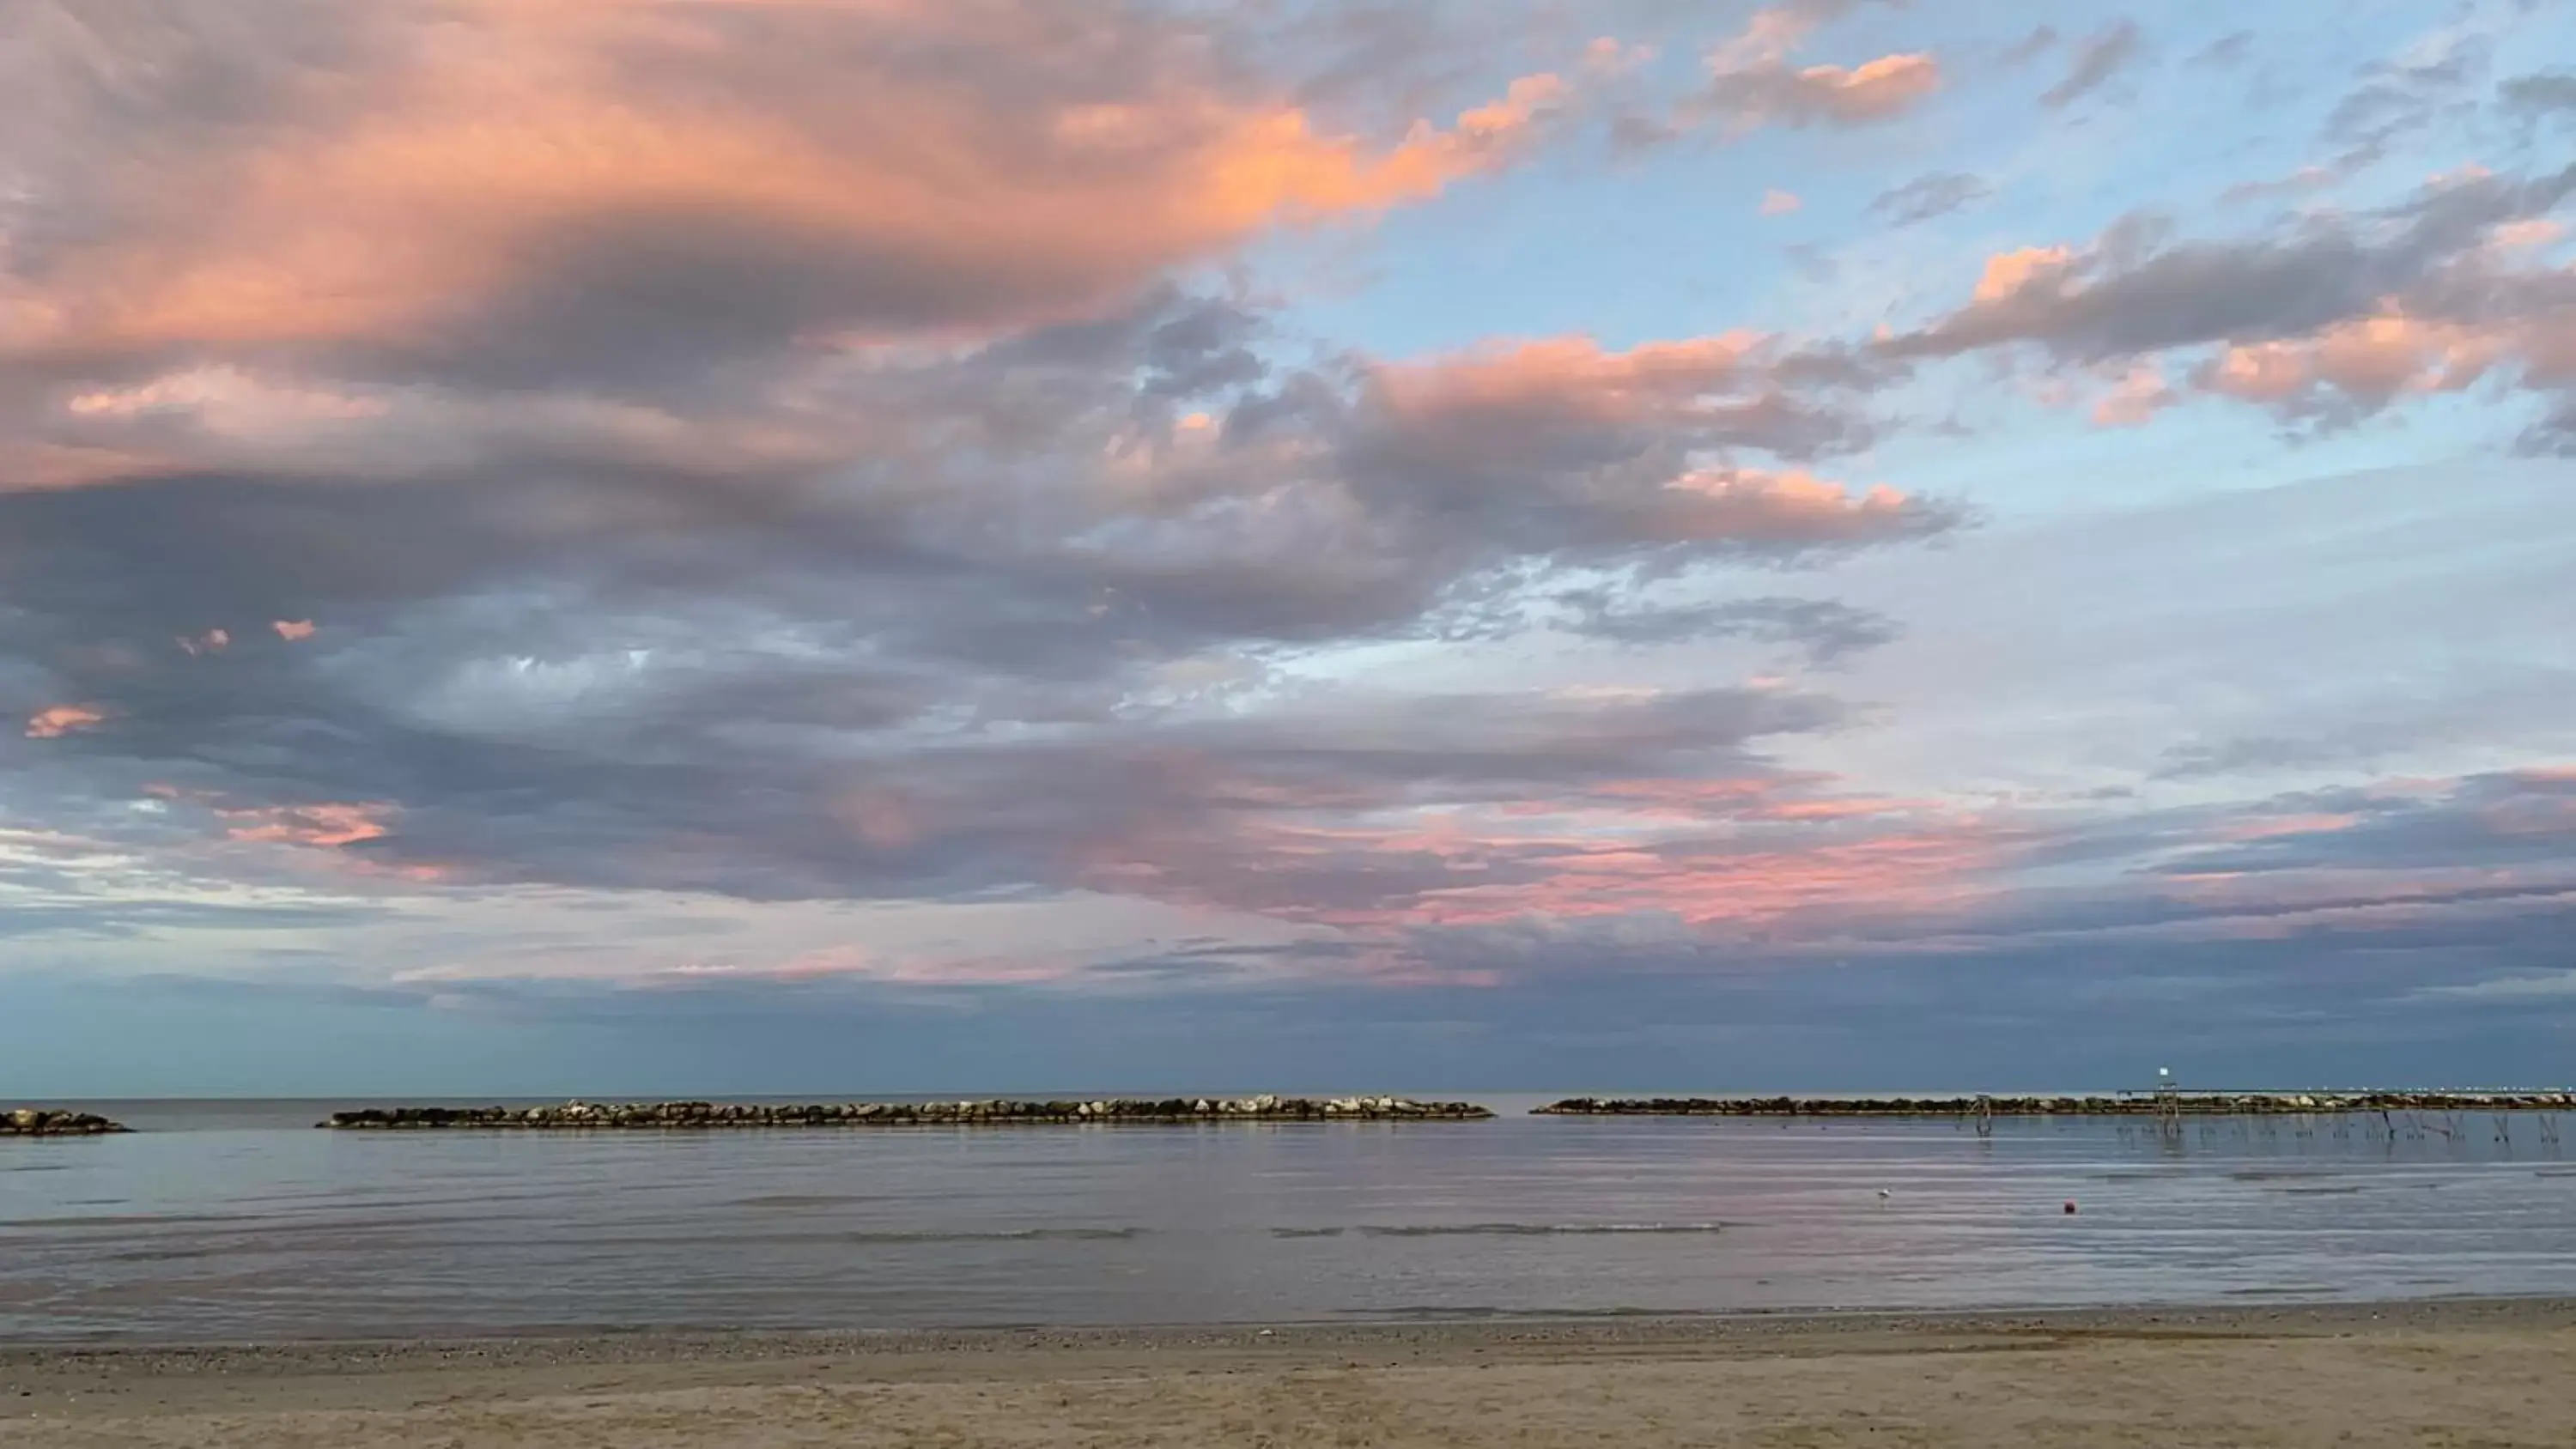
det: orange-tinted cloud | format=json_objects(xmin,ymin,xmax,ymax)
[
  {"xmin": 1358, "ymin": 330, "xmax": 1905, "ymax": 500},
  {"xmin": 2199, "ymin": 309, "xmax": 2506, "ymax": 410},
  {"xmin": 2091, "ymin": 363, "xmax": 2178, "ymax": 427},
  {"xmin": 1971, "ymin": 245, "xmax": 2077, "ymax": 304},
  {"xmin": 221, "ymin": 801, "xmax": 395, "ymax": 848},
  {"xmin": 1402, "ymin": 823, "xmax": 2004, "ymax": 931},
  {"xmin": 1668, "ymin": 3, "xmax": 1941, "ymax": 136},
  {"xmin": 1374, "ymin": 332, "xmax": 1771, "ymax": 421},
  {"xmin": 271, "ymin": 619, "xmax": 318, "ymax": 641},
  {"xmin": 24, "ymin": 704, "xmax": 106, "ymax": 739},
  {"xmin": 2217, "ymin": 812, "xmax": 2363, "ymax": 841},
  {"xmin": 1782, "ymin": 54, "xmax": 1941, "ymax": 120},
  {"xmin": 13, "ymin": 4, "xmax": 1573, "ymax": 367},
  {"xmin": 1881, "ymin": 173, "xmax": 2576, "ymax": 439},
  {"xmin": 1654, "ymin": 468, "xmax": 1926, "ymax": 544}
]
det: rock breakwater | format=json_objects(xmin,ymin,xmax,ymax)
[
  {"xmin": 1535, "ymin": 1092, "xmax": 2576, "ymax": 1118},
  {"xmin": 1, "ymin": 1107, "xmax": 131, "ymax": 1137},
  {"xmin": 321, "ymin": 1095, "xmax": 1494, "ymax": 1129}
]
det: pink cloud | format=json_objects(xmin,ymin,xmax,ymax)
[
  {"xmin": 176, "ymin": 627, "xmax": 231, "ymax": 656},
  {"xmin": 1656, "ymin": 467, "xmax": 1926, "ymax": 544},
  {"xmin": 650, "ymin": 946, "xmax": 1079, "ymax": 989},
  {"xmin": 1780, "ymin": 54, "xmax": 1941, "ymax": 121},
  {"xmin": 835, "ymin": 789, "xmax": 927, "ymax": 852},
  {"xmin": 1375, "ymin": 332, "xmax": 1771, "ymax": 420},
  {"xmin": 2091, "ymin": 364, "xmax": 2178, "ymax": 427},
  {"xmin": 1689, "ymin": 4, "xmax": 1942, "ymax": 133},
  {"xmin": 1901, "ymin": 195, "xmax": 2576, "ymax": 432},
  {"xmin": 2199, "ymin": 309, "xmax": 2506, "ymax": 411},
  {"xmin": 1709, "ymin": 3, "xmax": 1838, "ymax": 70},
  {"xmin": 15, "ymin": 6, "xmax": 1576, "ymax": 366},
  {"xmin": 1971, "ymin": 244, "xmax": 2077, "ymax": 303},
  {"xmin": 64, "ymin": 368, "xmax": 387, "ymax": 424},
  {"xmin": 1583, "ymin": 37, "xmax": 1656, "ymax": 76},
  {"xmin": 221, "ymin": 801, "xmax": 396, "ymax": 848},
  {"xmin": 271, "ymin": 619, "xmax": 318, "ymax": 641},
  {"xmin": 24, "ymin": 704, "xmax": 106, "ymax": 739},
  {"xmin": 1404, "ymin": 824, "xmax": 2007, "ymax": 932},
  {"xmin": 1760, "ymin": 188, "xmax": 1803, "ymax": 215},
  {"xmin": 2217, "ymin": 812, "xmax": 2363, "ymax": 841}
]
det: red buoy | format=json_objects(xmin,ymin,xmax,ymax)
[{"xmin": 2063, "ymin": 1200, "xmax": 2078, "ymax": 1215}]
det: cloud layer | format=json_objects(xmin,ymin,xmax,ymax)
[{"xmin": 4, "ymin": 1, "xmax": 2574, "ymax": 1088}]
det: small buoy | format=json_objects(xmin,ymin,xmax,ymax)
[{"xmin": 2063, "ymin": 1200, "xmax": 2078, "ymax": 1215}]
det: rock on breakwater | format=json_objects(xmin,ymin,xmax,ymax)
[
  {"xmin": 1534, "ymin": 1092, "xmax": 2576, "ymax": 1118},
  {"xmin": 1, "ymin": 1107, "xmax": 131, "ymax": 1137},
  {"xmin": 320, "ymin": 1095, "xmax": 1495, "ymax": 1129}
]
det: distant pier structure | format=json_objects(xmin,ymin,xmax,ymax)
[{"xmin": 2151, "ymin": 1066, "xmax": 2182, "ymax": 1139}]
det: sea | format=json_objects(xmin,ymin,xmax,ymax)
[{"xmin": 6, "ymin": 1094, "xmax": 2575, "ymax": 1343}]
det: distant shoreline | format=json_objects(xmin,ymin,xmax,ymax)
[{"xmin": 7, "ymin": 1294, "xmax": 2570, "ymax": 1367}]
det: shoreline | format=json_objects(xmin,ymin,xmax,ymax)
[
  {"xmin": 14, "ymin": 1297, "xmax": 2573, "ymax": 1446},
  {"xmin": 9, "ymin": 1294, "xmax": 2569, "ymax": 1367}
]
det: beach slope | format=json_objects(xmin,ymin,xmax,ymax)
[{"xmin": 7, "ymin": 1300, "xmax": 2572, "ymax": 1446}]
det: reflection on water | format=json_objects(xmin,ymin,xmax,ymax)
[{"xmin": 3, "ymin": 1095, "xmax": 2572, "ymax": 1342}]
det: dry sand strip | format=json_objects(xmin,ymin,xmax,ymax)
[{"xmin": 7, "ymin": 1300, "xmax": 2575, "ymax": 1447}]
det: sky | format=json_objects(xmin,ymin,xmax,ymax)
[{"xmin": 3, "ymin": 0, "xmax": 2575, "ymax": 1097}]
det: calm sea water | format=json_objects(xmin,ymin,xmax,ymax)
[{"xmin": 6, "ymin": 1094, "xmax": 2575, "ymax": 1343}]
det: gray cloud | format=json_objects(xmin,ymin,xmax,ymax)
[
  {"xmin": 2322, "ymin": 30, "xmax": 2493, "ymax": 167},
  {"xmin": 3, "ymin": 0, "xmax": 1970, "ymax": 959},
  {"xmin": 1552, "ymin": 593, "xmax": 1901, "ymax": 662},
  {"xmin": 6, "ymin": 640, "xmax": 1854, "ymax": 919},
  {"xmin": 1694, "ymin": 64, "xmax": 1940, "ymax": 130},
  {"xmin": 1999, "ymin": 27, "xmax": 2058, "ymax": 68},
  {"xmin": 2519, "ymin": 395, "xmax": 2576, "ymax": 455},
  {"xmin": 1662, "ymin": 0, "xmax": 1939, "ymax": 136},
  {"xmin": 0, "ymin": 107, "xmax": 1957, "ymax": 934},
  {"xmin": 23, "ymin": 917, "xmax": 2576, "ymax": 1096},
  {"xmin": 2154, "ymin": 736, "xmax": 2361, "ymax": 780},
  {"xmin": 1881, "ymin": 161, "xmax": 2576, "ymax": 365},
  {"xmin": 4, "ymin": 0, "xmax": 2570, "ymax": 1077},
  {"xmin": 2500, "ymin": 70, "xmax": 2576, "ymax": 119},
  {"xmin": 2189, "ymin": 32, "xmax": 2251, "ymax": 70},
  {"xmin": 2216, "ymin": 166, "xmax": 2345, "ymax": 209},
  {"xmin": 2038, "ymin": 20, "xmax": 2141, "ymax": 109},
  {"xmin": 1867, "ymin": 172, "xmax": 1990, "ymax": 226}
]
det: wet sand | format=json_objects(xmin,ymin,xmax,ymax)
[{"xmin": 6, "ymin": 1298, "xmax": 2573, "ymax": 1446}]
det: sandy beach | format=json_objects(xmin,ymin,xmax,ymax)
[{"xmin": 6, "ymin": 1299, "xmax": 2573, "ymax": 1446}]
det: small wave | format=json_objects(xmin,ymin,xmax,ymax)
[
  {"xmin": 2275, "ymin": 1185, "xmax": 2365, "ymax": 1196},
  {"xmin": 0, "ymin": 1211, "xmax": 252, "ymax": 1231},
  {"xmin": 841, "ymin": 1227, "xmax": 1147, "ymax": 1244},
  {"xmin": 106, "ymin": 1245, "xmax": 230, "ymax": 1264},
  {"xmin": 1353, "ymin": 1222, "xmax": 1724, "ymax": 1238},
  {"xmin": 2229, "ymin": 1171, "xmax": 2342, "ymax": 1183},
  {"xmin": 1272, "ymin": 1227, "xmax": 1346, "ymax": 1239},
  {"xmin": 1359, "ymin": 1305, "xmax": 1670, "ymax": 1321},
  {"xmin": 732, "ymin": 1194, "xmax": 882, "ymax": 1210}
]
